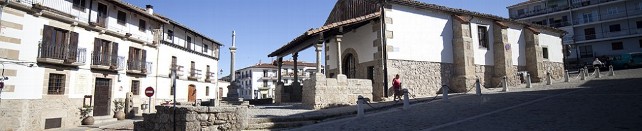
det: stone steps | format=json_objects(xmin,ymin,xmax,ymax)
[
  {"xmin": 91, "ymin": 116, "xmax": 117, "ymax": 125},
  {"xmin": 245, "ymin": 120, "xmax": 317, "ymax": 130}
]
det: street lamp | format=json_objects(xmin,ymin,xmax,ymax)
[{"xmin": 170, "ymin": 65, "xmax": 184, "ymax": 131}]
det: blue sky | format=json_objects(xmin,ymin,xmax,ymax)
[{"xmin": 125, "ymin": 0, "xmax": 524, "ymax": 77}]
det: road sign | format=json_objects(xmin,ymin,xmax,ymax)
[{"xmin": 145, "ymin": 87, "xmax": 154, "ymax": 97}]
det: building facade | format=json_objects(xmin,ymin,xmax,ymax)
[
  {"xmin": 508, "ymin": 0, "xmax": 642, "ymax": 66},
  {"xmin": 0, "ymin": 0, "xmax": 220, "ymax": 130},
  {"xmin": 234, "ymin": 61, "xmax": 320, "ymax": 100},
  {"xmin": 269, "ymin": 0, "xmax": 565, "ymax": 103}
]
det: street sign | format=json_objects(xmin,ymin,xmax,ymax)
[{"xmin": 145, "ymin": 87, "xmax": 154, "ymax": 97}]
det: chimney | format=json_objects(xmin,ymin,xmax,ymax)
[{"xmin": 145, "ymin": 5, "xmax": 154, "ymax": 15}]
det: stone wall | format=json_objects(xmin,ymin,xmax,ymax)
[
  {"xmin": 543, "ymin": 61, "xmax": 565, "ymax": 80},
  {"xmin": 302, "ymin": 74, "xmax": 373, "ymax": 109},
  {"xmin": 0, "ymin": 98, "xmax": 83, "ymax": 131},
  {"xmin": 134, "ymin": 106, "xmax": 248, "ymax": 131},
  {"xmin": 386, "ymin": 60, "xmax": 453, "ymax": 96}
]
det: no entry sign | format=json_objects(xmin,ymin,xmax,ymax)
[{"xmin": 145, "ymin": 87, "xmax": 154, "ymax": 97}]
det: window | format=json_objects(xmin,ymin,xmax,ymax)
[
  {"xmin": 579, "ymin": 45, "xmax": 593, "ymax": 58},
  {"xmin": 284, "ymin": 79, "xmax": 289, "ymax": 84},
  {"xmin": 96, "ymin": 3, "xmax": 107, "ymax": 27},
  {"xmin": 72, "ymin": 0, "xmax": 86, "ymax": 9},
  {"xmin": 203, "ymin": 44, "xmax": 209, "ymax": 53},
  {"xmin": 477, "ymin": 26, "xmax": 489, "ymax": 49},
  {"xmin": 534, "ymin": 5, "xmax": 541, "ymax": 12},
  {"xmin": 206, "ymin": 86, "xmax": 209, "ymax": 96},
  {"xmin": 612, "ymin": 42, "xmax": 623, "ymax": 50},
  {"xmin": 186, "ymin": 36, "xmax": 192, "ymax": 50},
  {"xmin": 47, "ymin": 74, "xmax": 65, "ymax": 95},
  {"xmin": 117, "ymin": 11, "xmax": 126, "ymax": 25},
  {"xmin": 607, "ymin": 7, "xmax": 618, "ymax": 15},
  {"xmin": 263, "ymin": 70, "xmax": 268, "ymax": 77},
  {"xmin": 637, "ymin": 21, "xmax": 642, "ymax": 29},
  {"xmin": 582, "ymin": 13, "xmax": 593, "ymax": 23},
  {"xmin": 127, "ymin": 47, "xmax": 146, "ymax": 71},
  {"xmin": 92, "ymin": 38, "xmax": 118, "ymax": 66},
  {"xmin": 171, "ymin": 56, "xmax": 177, "ymax": 68},
  {"xmin": 190, "ymin": 61, "xmax": 196, "ymax": 77},
  {"xmin": 639, "ymin": 40, "xmax": 642, "ymax": 48},
  {"xmin": 517, "ymin": 9, "xmax": 525, "ymax": 16},
  {"xmin": 263, "ymin": 80, "xmax": 268, "ymax": 87},
  {"xmin": 542, "ymin": 47, "xmax": 549, "ymax": 59},
  {"xmin": 167, "ymin": 30, "xmax": 174, "ymax": 40},
  {"xmin": 131, "ymin": 80, "xmax": 140, "ymax": 95},
  {"xmin": 40, "ymin": 25, "xmax": 79, "ymax": 62},
  {"xmin": 206, "ymin": 65, "xmax": 211, "ymax": 80},
  {"xmin": 138, "ymin": 19, "xmax": 146, "ymax": 31},
  {"xmin": 609, "ymin": 24, "xmax": 621, "ymax": 32}
]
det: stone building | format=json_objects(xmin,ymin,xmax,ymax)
[
  {"xmin": 268, "ymin": 0, "xmax": 566, "ymax": 105},
  {"xmin": 0, "ymin": 0, "xmax": 221, "ymax": 130},
  {"xmin": 233, "ymin": 60, "xmax": 321, "ymax": 100}
]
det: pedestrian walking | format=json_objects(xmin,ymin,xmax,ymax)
[{"xmin": 392, "ymin": 74, "xmax": 402, "ymax": 102}]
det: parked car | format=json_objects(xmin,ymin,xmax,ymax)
[{"xmin": 610, "ymin": 52, "xmax": 642, "ymax": 69}]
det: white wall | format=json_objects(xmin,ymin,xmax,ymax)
[
  {"xmin": 539, "ymin": 31, "xmax": 564, "ymax": 63},
  {"xmin": 507, "ymin": 26, "xmax": 527, "ymax": 66},
  {"xmin": 325, "ymin": 22, "xmax": 379, "ymax": 70},
  {"xmin": 470, "ymin": 18, "xmax": 495, "ymax": 66},
  {"xmin": 386, "ymin": 4, "xmax": 454, "ymax": 63}
]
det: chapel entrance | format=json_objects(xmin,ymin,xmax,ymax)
[
  {"xmin": 188, "ymin": 85, "xmax": 196, "ymax": 102},
  {"xmin": 93, "ymin": 78, "xmax": 112, "ymax": 116}
]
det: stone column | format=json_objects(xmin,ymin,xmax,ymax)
[
  {"xmin": 275, "ymin": 57, "xmax": 284, "ymax": 103},
  {"xmin": 450, "ymin": 15, "xmax": 476, "ymax": 92},
  {"xmin": 293, "ymin": 53, "xmax": 299, "ymax": 84},
  {"xmin": 291, "ymin": 53, "xmax": 302, "ymax": 102},
  {"xmin": 492, "ymin": 21, "xmax": 516, "ymax": 87},
  {"xmin": 525, "ymin": 27, "xmax": 544, "ymax": 82},
  {"xmin": 335, "ymin": 35, "xmax": 343, "ymax": 75},
  {"xmin": 315, "ymin": 43, "xmax": 323, "ymax": 74}
]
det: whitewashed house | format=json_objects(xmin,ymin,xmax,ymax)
[
  {"xmin": 268, "ymin": 0, "xmax": 565, "ymax": 107},
  {"xmin": 0, "ymin": 0, "xmax": 221, "ymax": 130},
  {"xmin": 235, "ymin": 60, "xmax": 320, "ymax": 100}
]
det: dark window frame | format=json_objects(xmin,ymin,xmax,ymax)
[
  {"xmin": 579, "ymin": 45, "xmax": 593, "ymax": 58},
  {"xmin": 636, "ymin": 21, "xmax": 642, "ymax": 29},
  {"xmin": 639, "ymin": 39, "xmax": 642, "ymax": 48},
  {"xmin": 47, "ymin": 73, "xmax": 66, "ymax": 95},
  {"xmin": 609, "ymin": 24, "xmax": 621, "ymax": 32},
  {"xmin": 477, "ymin": 26, "xmax": 489, "ymax": 49},
  {"xmin": 186, "ymin": 36, "xmax": 192, "ymax": 50},
  {"xmin": 167, "ymin": 30, "xmax": 174, "ymax": 41},
  {"xmin": 72, "ymin": 0, "xmax": 86, "ymax": 9},
  {"xmin": 117, "ymin": 11, "xmax": 126, "ymax": 25},
  {"xmin": 542, "ymin": 47, "xmax": 549, "ymax": 59},
  {"xmin": 203, "ymin": 44, "xmax": 209, "ymax": 53},
  {"xmin": 206, "ymin": 86, "xmax": 210, "ymax": 96},
  {"xmin": 131, "ymin": 80, "xmax": 140, "ymax": 95},
  {"xmin": 612, "ymin": 42, "xmax": 624, "ymax": 50},
  {"xmin": 138, "ymin": 19, "xmax": 146, "ymax": 32}
]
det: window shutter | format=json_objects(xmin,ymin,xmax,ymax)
[
  {"xmin": 67, "ymin": 32, "xmax": 79, "ymax": 62},
  {"xmin": 128, "ymin": 47, "xmax": 134, "ymax": 67},
  {"xmin": 93, "ymin": 38, "xmax": 102, "ymax": 65},
  {"xmin": 111, "ymin": 42, "xmax": 119, "ymax": 67},
  {"xmin": 42, "ymin": 26, "xmax": 54, "ymax": 57},
  {"xmin": 141, "ymin": 49, "xmax": 147, "ymax": 72}
]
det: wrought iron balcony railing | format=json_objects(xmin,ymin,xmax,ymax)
[
  {"xmin": 91, "ymin": 52, "xmax": 123, "ymax": 70},
  {"xmin": 37, "ymin": 42, "xmax": 86, "ymax": 65}
]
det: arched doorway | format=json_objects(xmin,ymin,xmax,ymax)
[{"xmin": 343, "ymin": 53, "xmax": 356, "ymax": 78}]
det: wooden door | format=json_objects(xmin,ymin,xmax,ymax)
[
  {"xmin": 93, "ymin": 78, "xmax": 111, "ymax": 116},
  {"xmin": 188, "ymin": 85, "xmax": 196, "ymax": 102}
]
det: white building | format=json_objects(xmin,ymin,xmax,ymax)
[
  {"xmin": 235, "ymin": 61, "xmax": 320, "ymax": 100},
  {"xmin": 508, "ymin": 0, "xmax": 642, "ymax": 66},
  {"xmin": 268, "ymin": 0, "xmax": 566, "ymax": 102},
  {"xmin": 0, "ymin": 0, "xmax": 220, "ymax": 130}
]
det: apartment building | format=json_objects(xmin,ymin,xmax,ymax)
[
  {"xmin": 0, "ymin": 0, "xmax": 220, "ymax": 130},
  {"xmin": 508, "ymin": 0, "xmax": 642, "ymax": 66},
  {"xmin": 234, "ymin": 61, "xmax": 320, "ymax": 100}
]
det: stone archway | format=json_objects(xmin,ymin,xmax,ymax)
[{"xmin": 342, "ymin": 48, "xmax": 359, "ymax": 78}]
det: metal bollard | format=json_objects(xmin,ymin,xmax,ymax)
[
  {"xmin": 357, "ymin": 95, "xmax": 365, "ymax": 118},
  {"xmin": 608, "ymin": 65, "xmax": 614, "ymax": 76},
  {"xmin": 564, "ymin": 70, "xmax": 569, "ymax": 82},
  {"xmin": 475, "ymin": 78, "xmax": 482, "ymax": 96},
  {"xmin": 403, "ymin": 89, "xmax": 410, "ymax": 110},
  {"xmin": 526, "ymin": 73, "xmax": 532, "ymax": 88},
  {"xmin": 584, "ymin": 67, "xmax": 589, "ymax": 77},
  {"xmin": 595, "ymin": 67, "xmax": 601, "ymax": 78},
  {"xmin": 546, "ymin": 72, "xmax": 552, "ymax": 85},
  {"xmin": 580, "ymin": 68, "xmax": 586, "ymax": 80},
  {"xmin": 442, "ymin": 85, "xmax": 449, "ymax": 101},
  {"xmin": 502, "ymin": 76, "xmax": 508, "ymax": 92}
]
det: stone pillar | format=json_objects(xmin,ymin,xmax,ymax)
[
  {"xmin": 335, "ymin": 35, "xmax": 343, "ymax": 75},
  {"xmin": 450, "ymin": 15, "xmax": 476, "ymax": 92},
  {"xmin": 291, "ymin": 53, "xmax": 302, "ymax": 102},
  {"xmin": 226, "ymin": 31, "xmax": 239, "ymax": 99},
  {"xmin": 315, "ymin": 43, "xmax": 323, "ymax": 74},
  {"xmin": 275, "ymin": 58, "xmax": 284, "ymax": 103},
  {"xmin": 492, "ymin": 21, "xmax": 516, "ymax": 87},
  {"xmin": 524, "ymin": 27, "xmax": 544, "ymax": 82}
]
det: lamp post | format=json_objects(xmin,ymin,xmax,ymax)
[{"xmin": 170, "ymin": 65, "xmax": 183, "ymax": 131}]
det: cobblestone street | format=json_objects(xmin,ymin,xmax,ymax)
[{"xmin": 294, "ymin": 68, "xmax": 642, "ymax": 131}]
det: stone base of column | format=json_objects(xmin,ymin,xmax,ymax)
[
  {"xmin": 224, "ymin": 83, "xmax": 240, "ymax": 101},
  {"xmin": 450, "ymin": 75, "xmax": 475, "ymax": 93},
  {"xmin": 290, "ymin": 82, "xmax": 302, "ymax": 102},
  {"xmin": 274, "ymin": 82, "xmax": 284, "ymax": 104}
]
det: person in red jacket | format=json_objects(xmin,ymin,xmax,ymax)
[{"xmin": 392, "ymin": 74, "xmax": 402, "ymax": 102}]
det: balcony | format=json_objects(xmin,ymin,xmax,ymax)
[
  {"xmin": 258, "ymin": 85, "xmax": 271, "ymax": 90},
  {"xmin": 126, "ymin": 59, "xmax": 151, "ymax": 75},
  {"xmin": 188, "ymin": 68, "xmax": 202, "ymax": 81},
  {"xmin": 11, "ymin": 0, "xmax": 89, "ymax": 22},
  {"xmin": 512, "ymin": 0, "xmax": 624, "ymax": 19},
  {"xmin": 549, "ymin": 21, "xmax": 572, "ymax": 28},
  {"xmin": 37, "ymin": 43, "xmax": 86, "ymax": 66},
  {"xmin": 573, "ymin": 28, "xmax": 642, "ymax": 42},
  {"xmin": 91, "ymin": 52, "xmax": 123, "ymax": 71}
]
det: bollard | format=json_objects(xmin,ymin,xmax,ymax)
[
  {"xmin": 584, "ymin": 67, "xmax": 589, "ymax": 77},
  {"xmin": 475, "ymin": 78, "xmax": 482, "ymax": 96},
  {"xmin": 546, "ymin": 72, "xmax": 552, "ymax": 85},
  {"xmin": 357, "ymin": 95, "xmax": 365, "ymax": 118},
  {"xmin": 442, "ymin": 85, "xmax": 449, "ymax": 101},
  {"xmin": 564, "ymin": 70, "xmax": 569, "ymax": 82},
  {"xmin": 608, "ymin": 65, "xmax": 614, "ymax": 76},
  {"xmin": 526, "ymin": 73, "xmax": 532, "ymax": 88},
  {"xmin": 580, "ymin": 68, "xmax": 586, "ymax": 80},
  {"xmin": 403, "ymin": 89, "xmax": 410, "ymax": 110},
  {"xmin": 501, "ymin": 76, "xmax": 508, "ymax": 92},
  {"xmin": 595, "ymin": 67, "xmax": 601, "ymax": 78}
]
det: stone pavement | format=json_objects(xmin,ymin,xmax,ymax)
[
  {"xmin": 54, "ymin": 119, "xmax": 139, "ymax": 131},
  {"xmin": 293, "ymin": 68, "xmax": 642, "ymax": 131}
]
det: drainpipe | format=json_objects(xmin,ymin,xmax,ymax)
[{"xmin": 379, "ymin": 0, "xmax": 389, "ymax": 98}]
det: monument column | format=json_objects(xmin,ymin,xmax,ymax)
[{"xmin": 226, "ymin": 31, "xmax": 240, "ymax": 100}]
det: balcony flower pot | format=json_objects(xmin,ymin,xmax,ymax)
[
  {"xmin": 113, "ymin": 111, "xmax": 125, "ymax": 120},
  {"xmin": 81, "ymin": 116, "xmax": 94, "ymax": 125},
  {"xmin": 79, "ymin": 105, "xmax": 94, "ymax": 125},
  {"xmin": 113, "ymin": 99, "xmax": 125, "ymax": 120}
]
